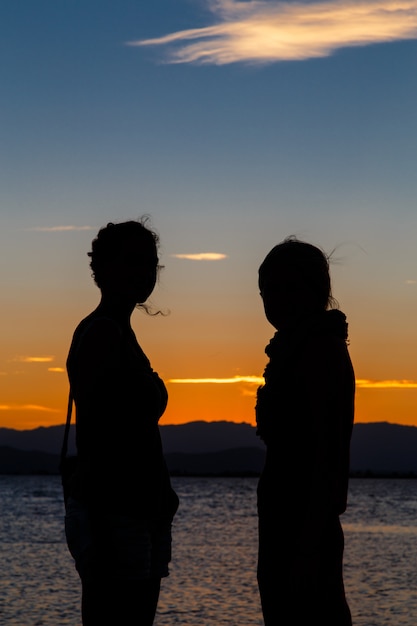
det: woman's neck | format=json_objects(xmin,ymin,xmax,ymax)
[{"xmin": 95, "ymin": 294, "xmax": 136, "ymax": 327}]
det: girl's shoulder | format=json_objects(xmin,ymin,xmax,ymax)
[{"xmin": 300, "ymin": 333, "xmax": 354, "ymax": 389}]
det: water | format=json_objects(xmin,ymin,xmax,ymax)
[{"xmin": 1, "ymin": 476, "xmax": 417, "ymax": 625}]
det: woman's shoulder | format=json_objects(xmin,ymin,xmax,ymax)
[
  {"xmin": 74, "ymin": 313, "xmax": 122, "ymax": 341},
  {"xmin": 68, "ymin": 314, "xmax": 123, "ymax": 368}
]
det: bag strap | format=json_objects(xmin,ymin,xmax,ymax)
[{"xmin": 59, "ymin": 388, "xmax": 74, "ymax": 470}]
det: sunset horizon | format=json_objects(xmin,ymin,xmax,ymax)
[{"xmin": 1, "ymin": 1, "xmax": 417, "ymax": 432}]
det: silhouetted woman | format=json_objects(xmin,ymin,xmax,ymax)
[
  {"xmin": 256, "ymin": 237, "xmax": 354, "ymax": 625},
  {"xmin": 64, "ymin": 218, "xmax": 179, "ymax": 625}
]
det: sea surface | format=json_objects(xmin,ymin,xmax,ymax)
[{"xmin": 1, "ymin": 475, "xmax": 417, "ymax": 625}]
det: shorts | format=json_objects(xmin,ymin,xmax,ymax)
[{"xmin": 65, "ymin": 497, "xmax": 172, "ymax": 583}]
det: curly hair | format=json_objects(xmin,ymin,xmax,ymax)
[
  {"xmin": 88, "ymin": 216, "xmax": 160, "ymax": 289},
  {"xmin": 259, "ymin": 236, "xmax": 336, "ymax": 310}
]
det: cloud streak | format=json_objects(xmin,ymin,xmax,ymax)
[
  {"xmin": 169, "ymin": 376, "xmax": 417, "ymax": 388},
  {"xmin": 0, "ymin": 404, "xmax": 60, "ymax": 412},
  {"xmin": 131, "ymin": 0, "xmax": 417, "ymax": 65},
  {"xmin": 28, "ymin": 225, "xmax": 94, "ymax": 232},
  {"xmin": 357, "ymin": 379, "xmax": 417, "ymax": 389},
  {"xmin": 15, "ymin": 356, "xmax": 55, "ymax": 363},
  {"xmin": 171, "ymin": 252, "xmax": 228, "ymax": 261},
  {"xmin": 168, "ymin": 375, "xmax": 262, "ymax": 384}
]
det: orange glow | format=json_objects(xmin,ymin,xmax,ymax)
[
  {"xmin": 354, "ymin": 387, "xmax": 417, "ymax": 427},
  {"xmin": 162, "ymin": 379, "xmax": 259, "ymax": 426},
  {"xmin": 3, "ymin": 365, "xmax": 417, "ymax": 429},
  {"xmin": 2, "ymin": 306, "xmax": 417, "ymax": 430}
]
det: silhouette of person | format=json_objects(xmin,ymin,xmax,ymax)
[
  {"xmin": 64, "ymin": 218, "xmax": 179, "ymax": 625},
  {"xmin": 255, "ymin": 237, "xmax": 354, "ymax": 625}
]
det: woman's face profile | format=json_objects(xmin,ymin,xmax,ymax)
[
  {"xmin": 104, "ymin": 238, "xmax": 159, "ymax": 305},
  {"xmin": 122, "ymin": 244, "xmax": 158, "ymax": 304}
]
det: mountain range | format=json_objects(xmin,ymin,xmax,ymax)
[{"xmin": 0, "ymin": 421, "xmax": 417, "ymax": 476}]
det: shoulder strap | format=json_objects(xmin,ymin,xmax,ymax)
[
  {"xmin": 60, "ymin": 314, "xmax": 121, "ymax": 468},
  {"xmin": 60, "ymin": 314, "xmax": 126, "ymax": 468},
  {"xmin": 60, "ymin": 389, "xmax": 74, "ymax": 469}
]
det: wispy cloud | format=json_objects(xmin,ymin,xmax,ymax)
[
  {"xmin": 0, "ymin": 404, "xmax": 60, "ymax": 413},
  {"xmin": 130, "ymin": 0, "xmax": 417, "ymax": 65},
  {"xmin": 15, "ymin": 356, "xmax": 55, "ymax": 363},
  {"xmin": 48, "ymin": 367, "xmax": 65, "ymax": 373},
  {"xmin": 171, "ymin": 252, "xmax": 228, "ymax": 261},
  {"xmin": 357, "ymin": 379, "xmax": 417, "ymax": 389},
  {"xmin": 169, "ymin": 376, "xmax": 263, "ymax": 384},
  {"xmin": 27, "ymin": 225, "xmax": 94, "ymax": 232},
  {"xmin": 405, "ymin": 279, "xmax": 417, "ymax": 285},
  {"xmin": 169, "ymin": 376, "xmax": 417, "ymax": 389}
]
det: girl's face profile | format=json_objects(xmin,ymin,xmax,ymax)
[{"xmin": 259, "ymin": 265, "xmax": 315, "ymax": 330}]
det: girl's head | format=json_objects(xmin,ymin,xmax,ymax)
[
  {"xmin": 259, "ymin": 237, "xmax": 334, "ymax": 329},
  {"xmin": 88, "ymin": 217, "xmax": 160, "ymax": 306}
]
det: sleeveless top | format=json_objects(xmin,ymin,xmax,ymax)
[{"xmin": 66, "ymin": 312, "xmax": 179, "ymax": 522}]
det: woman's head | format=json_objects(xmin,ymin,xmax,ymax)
[
  {"xmin": 88, "ymin": 217, "xmax": 160, "ymax": 306},
  {"xmin": 259, "ymin": 237, "xmax": 334, "ymax": 329}
]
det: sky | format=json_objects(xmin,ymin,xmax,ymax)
[{"xmin": 1, "ymin": 0, "xmax": 417, "ymax": 430}]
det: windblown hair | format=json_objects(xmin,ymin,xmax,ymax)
[{"xmin": 259, "ymin": 236, "xmax": 336, "ymax": 310}]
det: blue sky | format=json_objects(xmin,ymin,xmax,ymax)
[{"xmin": 1, "ymin": 0, "xmax": 417, "ymax": 427}]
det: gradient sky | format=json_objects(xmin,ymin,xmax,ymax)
[{"xmin": 1, "ymin": 0, "xmax": 417, "ymax": 430}]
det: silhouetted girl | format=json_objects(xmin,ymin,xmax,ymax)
[
  {"xmin": 64, "ymin": 218, "xmax": 179, "ymax": 625},
  {"xmin": 256, "ymin": 237, "xmax": 354, "ymax": 625}
]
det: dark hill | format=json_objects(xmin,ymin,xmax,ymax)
[
  {"xmin": 1, "ymin": 420, "xmax": 417, "ymax": 475},
  {"xmin": 350, "ymin": 422, "xmax": 417, "ymax": 474},
  {"xmin": 0, "ymin": 446, "xmax": 60, "ymax": 475}
]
